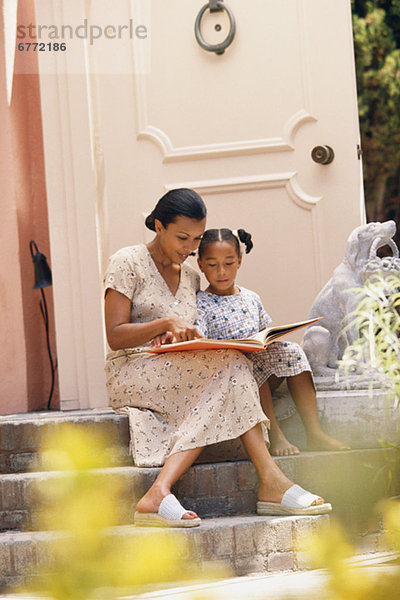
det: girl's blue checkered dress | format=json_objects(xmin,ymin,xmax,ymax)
[{"xmin": 196, "ymin": 287, "xmax": 311, "ymax": 386}]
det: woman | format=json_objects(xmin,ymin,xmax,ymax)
[{"xmin": 104, "ymin": 188, "xmax": 331, "ymax": 527}]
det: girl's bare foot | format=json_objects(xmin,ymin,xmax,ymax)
[
  {"xmin": 306, "ymin": 430, "xmax": 351, "ymax": 452},
  {"xmin": 135, "ymin": 483, "xmax": 198, "ymax": 519},
  {"xmin": 269, "ymin": 430, "xmax": 300, "ymax": 457}
]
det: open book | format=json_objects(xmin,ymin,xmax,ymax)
[{"xmin": 147, "ymin": 317, "xmax": 322, "ymax": 354}]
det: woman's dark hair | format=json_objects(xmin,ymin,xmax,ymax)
[
  {"xmin": 145, "ymin": 188, "xmax": 207, "ymax": 231},
  {"xmin": 198, "ymin": 228, "xmax": 253, "ymax": 258}
]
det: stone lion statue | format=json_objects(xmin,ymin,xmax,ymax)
[{"xmin": 303, "ymin": 220, "xmax": 400, "ymax": 380}]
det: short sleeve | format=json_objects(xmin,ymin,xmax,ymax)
[
  {"xmin": 194, "ymin": 272, "xmax": 201, "ymax": 293},
  {"xmin": 195, "ymin": 295, "xmax": 210, "ymax": 337},
  {"xmin": 255, "ymin": 294, "xmax": 272, "ymax": 329},
  {"xmin": 185, "ymin": 265, "xmax": 201, "ymax": 294},
  {"xmin": 104, "ymin": 249, "xmax": 137, "ymax": 300}
]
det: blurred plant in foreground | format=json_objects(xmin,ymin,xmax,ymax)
[
  {"xmin": 337, "ymin": 273, "xmax": 400, "ymax": 402},
  {"xmin": 302, "ymin": 271, "xmax": 400, "ymax": 600},
  {"xmin": 301, "ymin": 505, "xmax": 400, "ymax": 600},
  {"xmin": 337, "ymin": 272, "xmax": 400, "ymax": 518},
  {"xmin": 302, "ymin": 520, "xmax": 369, "ymax": 600},
  {"xmin": 22, "ymin": 425, "xmax": 222, "ymax": 600}
]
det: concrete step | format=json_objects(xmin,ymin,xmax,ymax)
[
  {"xmin": 0, "ymin": 408, "xmax": 397, "ymax": 591},
  {"xmin": 0, "ymin": 449, "xmax": 398, "ymax": 533},
  {"xmin": 1, "ymin": 389, "xmax": 399, "ymax": 474},
  {"xmin": 0, "ymin": 410, "xmax": 130, "ymax": 474},
  {"xmin": 276, "ymin": 385, "xmax": 400, "ymax": 451},
  {"xmin": 280, "ymin": 389, "xmax": 400, "ymax": 449},
  {"xmin": 0, "ymin": 409, "xmax": 248, "ymax": 474},
  {"xmin": 0, "ymin": 513, "xmax": 330, "ymax": 589},
  {"xmin": 2, "ymin": 550, "xmax": 397, "ymax": 600}
]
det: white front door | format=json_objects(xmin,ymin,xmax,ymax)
[{"xmin": 35, "ymin": 0, "xmax": 363, "ymax": 409}]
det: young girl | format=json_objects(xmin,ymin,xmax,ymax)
[{"xmin": 196, "ymin": 228, "xmax": 350, "ymax": 456}]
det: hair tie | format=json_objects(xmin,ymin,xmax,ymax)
[{"xmin": 231, "ymin": 229, "xmax": 240, "ymax": 241}]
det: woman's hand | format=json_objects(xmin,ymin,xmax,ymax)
[
  {"xmin": 165, "ymin": 316, "xmax": 203, "ymax": 343},
  {"xmin": 105, "ymin": 289, "xmax": 203, "ymax": 350},
  {"xmin": 150, "ymin": 332, "xmax": 175, "ymax": 347},
  {"xmin": 151, "ymin": 323, "xmax": 203, "ymax": 346},
  {"xmin": 105, "ymin": 289, "xmax": 180, "ymax": 350}
]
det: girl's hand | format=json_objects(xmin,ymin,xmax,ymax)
[{"xmin": 166, "ymin": 317, "xmax": 203, "ymax": 342}]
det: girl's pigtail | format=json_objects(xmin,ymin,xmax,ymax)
[{"xmin": 237, "ymin": 229, "xmax": 253, "ymax": 254}]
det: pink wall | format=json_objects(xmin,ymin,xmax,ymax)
[{"xmin": 0, "ymin": 0, "xmax": 59, "ymax": 414}]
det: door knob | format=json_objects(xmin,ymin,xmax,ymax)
[{"xmin": 311, "ymin": 145, "xmax": 335, "ymax": 165}]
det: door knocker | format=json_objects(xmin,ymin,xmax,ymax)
[{"xmin": 194, "ymin": 0, "xmax": 236, "ymax": 55}]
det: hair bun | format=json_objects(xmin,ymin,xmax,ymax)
[
  {"xmin": 145, "ymin": 212, "xmax": 156, "ymax": 231},
  {"xmin": 237, "ymin": 229, "xmax": 253, "ymax": 254}
]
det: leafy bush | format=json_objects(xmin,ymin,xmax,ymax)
[{"xmin": 337, "ymin": 273, "xmax": 400, "ymax": 401}]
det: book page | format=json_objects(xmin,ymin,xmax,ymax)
[
  {"xmin": 146, "ymin": 317, "xmax": 322, "ymax": 353},
  {"xmin": 254, "ymin": 316, "xmax": 323, "ymax": 345}
]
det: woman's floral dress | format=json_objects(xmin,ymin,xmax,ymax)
[{"xmin": 104, "ymin": 244, "xmax": 267, "ymax": 467}]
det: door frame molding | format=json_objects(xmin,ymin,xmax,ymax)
[{"xmin": 34, "ymin": 0, "xmax": 107, "ymax": 410}]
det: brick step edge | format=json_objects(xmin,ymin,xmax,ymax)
[
  {"xmin": 1, "ymin": 449, "xmax": 399, "ymax": 532},
  {"xmin": 2, "ymin": 404, "xmax": 398, "ymax": 474},
  {"xmin": 0, "ymin": 411, "xmax": 130, "ymax": 474},
  {"xmin": 0, "ymin": 513, "xmax": 329, "ymax": 589}
]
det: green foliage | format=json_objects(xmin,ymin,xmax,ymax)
[
  {"xmin": 337, "ymin": 273, "xmax": 400, "ymax": 400},
  {"xmin": 352, "ymin": 1, "xmax": 400, "ymax": 220}
]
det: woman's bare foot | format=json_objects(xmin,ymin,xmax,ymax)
[
  {"xmin": 269, "ymin": 430, "xmax": 300, "ymax": 457},
  {"xmin": 135, "ymin": 483, "xmax": 198, "ymax": 519},
  {"xmin": 306, "ymin": 430, "xmax": 351, "ymax": 452}
]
